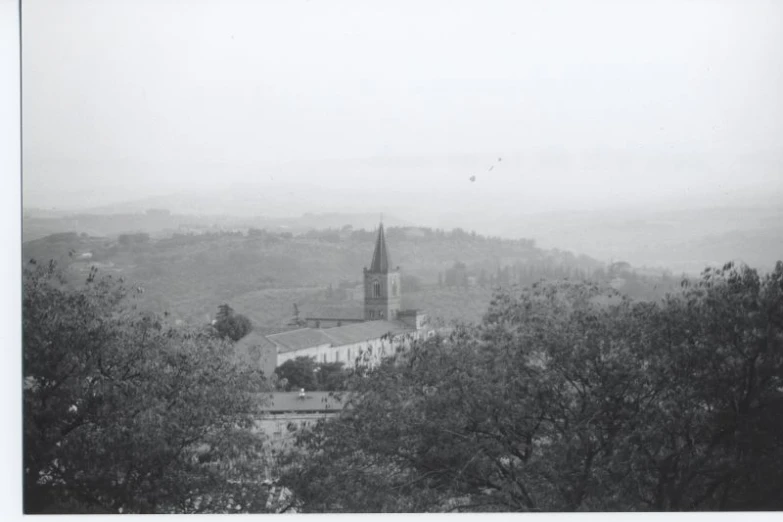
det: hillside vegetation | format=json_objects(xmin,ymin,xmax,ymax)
[{"xmin": 22, "ymin": 225, "xmax": 678, "ymax": 328}]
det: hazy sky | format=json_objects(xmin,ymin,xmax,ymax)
[{"xmin": 22, "ymin": 0, "xmax": 783, "ymax": 217}]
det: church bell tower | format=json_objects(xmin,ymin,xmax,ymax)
[{"xmin": 364, "ymin": 223, "xmax": 401, "ymax": 321}]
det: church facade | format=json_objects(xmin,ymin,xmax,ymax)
[{"xmin": 237, "ymin": 223, "xmax": 429, "ymax": 378}]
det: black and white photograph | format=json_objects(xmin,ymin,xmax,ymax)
[{"xmin": 8, "ymin": 0, "xmax": 783, "ymax": 515}]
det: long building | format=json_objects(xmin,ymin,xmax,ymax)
[{"xmin": 237, "ymin": 222, "xmax": 431, "ymax": 378}]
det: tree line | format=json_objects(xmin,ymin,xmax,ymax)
[
  {"xmin": 22, "ymin": 262, "xmax": 275, "ymax": 513},
  {"xmin": 23, "ymin": 255, "xmax": 783, "ymax": 512},
  {"xmin": 280, "ymin": 261, "xmax": 783, "ymax": 512}
]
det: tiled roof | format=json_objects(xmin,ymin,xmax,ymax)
[
  {"xmin": 321, "ymin": 320, "xmax": 413, "ymax": 346},
  {"xmin": 259, "ymin": 391, "xmax": 349, "ymax": 413},
  {"xmin": 235, "ymin": 331, "xmax": 277, "ymax": 350},
  {"xmin": 267, "ymin": 328, "xmax": 332, "ymax": 353},
  {"xmin": 369, "ymin": 223, "xmax": 393, "ymax": 273},
  {"xmin": 263, "ymin": 320, "xmax": 414, "ymax": 353}
]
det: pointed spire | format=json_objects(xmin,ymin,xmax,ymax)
[{"xmin": 369, "ymin": 222, "xmax": 392, "ymax": 273}]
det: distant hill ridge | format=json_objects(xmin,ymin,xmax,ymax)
[{"xmin": 23, "ymin": 224, "xmax": 631, "ymax": 328}]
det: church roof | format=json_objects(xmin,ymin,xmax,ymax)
[
  {"xmin": 321, "ymin": 320, "xmax": 413, "ymax": 346},
  {"xmin": 264, "ymin": 320, "xmax": 415, "ymax": 354},
  {"xmin": 235, "ymin": 331, "xmax": 277, "ymax": 351},
  {"xmin": 267, "ymin": 328, "xmax": 332, "ymax": 353},
  {"xmin": 369, "ymin": 223, "xmax": 393, "ymax": 273}
]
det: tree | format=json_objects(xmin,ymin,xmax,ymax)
[
  {"xmin": 23, "ymin": 262, "xmax": 275, "ymax": 514},
  {"xmin": 280, "ymin": 262, "xmax": 783, "ymax": 512},
  {"xmin": 612, "ymin": 262, "xmax": 783, "ymax": 510},
  {"xmin": 274, "ymin": 357, "xmax": 318, "ymax": 392},
  {"xmin": 213, "ymin": 304, "xmax": 253, "ymax": 342},
  {"xmin": 288, "ymin": 304, "xmax": 306, "ymax": 328},
  {"xmin": 315, "ymin": 362, "xmax": 350, "ymax": 392},
  {"xmin": 273, "ymin": 358, "xmax": 351, "ymax": 392}
]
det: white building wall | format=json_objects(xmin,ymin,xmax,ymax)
[{"xmin": 273, "ymin": 330, "xmax": 432, "ymax": 369}]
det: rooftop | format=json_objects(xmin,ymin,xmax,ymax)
[
  {"xmin": 260, "ymin": 391, "xmax": 349, "ymax": 413},
  {"xmin": 369, "ymin": 223, "xmax": 393, "ymax": 273},
  {"xmin": 267, "ymin": 328, "xmax": 332, "ymax": 353},
  {"xmin": 321, "ymin": 320, "xmax": 413, "ymax": 346},
  {"xmin": 265, "ymin": 320, "xmax": 415, "ymax": 353}
]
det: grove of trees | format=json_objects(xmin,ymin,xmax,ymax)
[
  {"xmin": 23, "ymin": 253, "xmax": 783, "ymax": 513},
  {"xmin": 281, "ymin": 261, "xmax": 783, "ymax": 512},
  {"xmin": 212, "ymin": 304, "xmax": 253, "ymax": 342},
  {"xmin": 274, "ymin": 357, "xmax": 351, "ymax": 392},
  {"xmin": 23, "ymin": 262, "xmax": 276, "ymax": 514}
]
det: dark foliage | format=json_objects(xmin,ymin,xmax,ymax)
[
  {"xmin": 213, "ymin": 304, "xmax": 253, "ymax": 341},
  {"xmin": 23, "ymin": 262, "xmax": 275, "ymax": 514},
  {"xmin": 281, "ymin": 261, "xmax": 783, "ymax": 512},
  {"xmin": 274, "ymin": 357, "xmax": 351, "ymax": 392}
]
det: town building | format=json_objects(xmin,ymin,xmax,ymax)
[
  {"xmin": 255, "ymin": 390, "xmax": 348, "ymax": 450},
  {"xmin": 236, "ymin": 222, "xmax": 430, "ymax": 377},
  {"xmin": 253, "ymin": 391, "xmax": 350, "ymax": 509}
]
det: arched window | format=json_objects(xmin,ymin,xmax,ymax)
[
  {"xmin": 373, "ymin": 280, "xmax": 381, "ymax": 298},
  {"xmin": 392, "ymin": 279, "xmax": 397, "ymax": 296}
]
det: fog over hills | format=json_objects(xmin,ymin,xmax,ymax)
[
  {"xmin": 24, "ymin": 146, "xmax": 783, "ymax": 218},
  {"xmin": 23, "ymin": 198, "xmax": 783, "ymax": 278},
  {"xmin": 21, "ymin": 0, "xmax": 783, "ymax": 275}
]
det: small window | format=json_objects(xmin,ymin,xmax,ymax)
[
  {"xmin": 336, "ymin": 351, "xmax": 341, "ymax": 362},
  {"xmin": 379, "ymin": 310, "xmax": 384, "ymax": 318},
  {"xmin": 373, "ymin": 280, "xmax": 381, "ymax": 298},
  {"xmin": 348, "ymin": 348, "xmax": 352, "ymax": 361},
  {"xmin": 322, "ymin": 353, "xmax": 327, "ymax": 363}
]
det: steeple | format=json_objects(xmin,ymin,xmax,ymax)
[
  {"xmin": 363, "ymin": 222, "xmax": 400, "ymax": 321},
  {"xmin": 369, "ymin": 223, "xmax": 391, "ymax": 273}
]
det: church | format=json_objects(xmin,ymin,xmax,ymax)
[{"xmin": 238, "ymin": 223, "xmax": 429, "ymax": 378}]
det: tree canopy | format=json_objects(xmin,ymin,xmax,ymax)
[
  {"xmin": 23, "ymin": 262, "xmax": 275, "ymax": 514},
  {"xmin": 213, "ymin": 303, "xmax": 253, "ymax": 342},
  {"xmin": 281, "ymin": 262, "xmax": 783, "ymax": 512},
  {"xmin": 274, "ymin": 357, "xmax": 351, "ymax": 392}
]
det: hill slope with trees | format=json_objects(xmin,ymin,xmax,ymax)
[{"xmin": 22, "ymin": 225, "xmax": 679, "ymax": 328}]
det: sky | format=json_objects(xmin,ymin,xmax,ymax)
[{"xmin": 21, "ymin": 0, "xmax": 783, "ymax": 220}]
